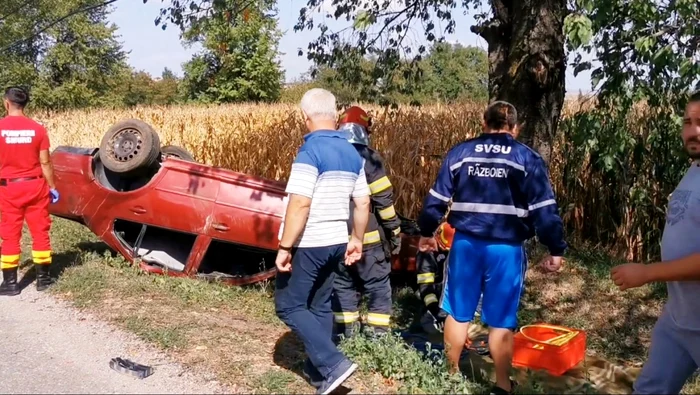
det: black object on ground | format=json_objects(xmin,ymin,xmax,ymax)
[{"xmin": 109, "ymin": 357, "xmax": 155, "ymax": 379}]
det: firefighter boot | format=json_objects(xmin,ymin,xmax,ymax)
[
  {"xmin": 0, "ymin": 267, "xmax": 21, "ymax": 296},
  {"xmin": 35, "ymin": 264, "xmax": 53, "ymax": 291}
]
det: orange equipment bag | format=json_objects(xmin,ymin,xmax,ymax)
[{"xmin": 511, "ymin": 323, "xmax": 586, "ymax": 376}]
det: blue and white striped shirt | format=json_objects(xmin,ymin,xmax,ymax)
[
  {"xmin": 281, "ymin": 130, "xmax": 370, "ymax": 248},
  {"xmin": 417, "ymin": 132, "xmax": 567, "ymax": 256}
]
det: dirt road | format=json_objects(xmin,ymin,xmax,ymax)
[{"xmin": 0, "ymin": 285, "xmax": 231, "ymax": 394}]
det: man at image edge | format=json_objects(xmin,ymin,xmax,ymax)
[{"xmin": 612, "ymin": 90, "xmax": 700, "ymax": 394}]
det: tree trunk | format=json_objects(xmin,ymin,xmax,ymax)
[{"xmin": 471, "ymin": 0, "xmax": 566, "ymax": 164}]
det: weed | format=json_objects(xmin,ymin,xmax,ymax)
[
  {"xmin": 339, "ymin": 331, "xmax": 486, "ymax": 394},
  {"xmin": 121, "ymin": 316, "xmax": 188, "ymax": 350}
]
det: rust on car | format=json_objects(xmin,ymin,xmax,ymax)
[{"xmin": 48, "ymin": 120, "xmax": 421, "ymax": 286}]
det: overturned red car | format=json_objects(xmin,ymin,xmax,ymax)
[{"xmin": 48, "ymin": 119, "xmax": 423, "ymax": 286}]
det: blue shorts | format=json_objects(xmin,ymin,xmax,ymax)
[{"xmin": 439, "ymin": 231, "xmax": 527, "ymax": 329}]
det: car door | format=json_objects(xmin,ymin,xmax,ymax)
[
  {"xmin": 84, "ymin": 161, "xmax": 219, "ymax": 272},
  {"xmin": 207, "ymin": 171, "xmax": 286, "ymax": 251}
]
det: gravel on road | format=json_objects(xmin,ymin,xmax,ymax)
[{"xmin": 0, "ymin": 285, "xmax": 232, "ymax": 394}]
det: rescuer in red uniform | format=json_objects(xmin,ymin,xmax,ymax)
[{"xmin": 0, "ymin": 87, "xmax": 59, "ymax": 296}]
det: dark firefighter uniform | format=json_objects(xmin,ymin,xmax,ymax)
[
  {"xmin": 0, "ymin": 89, "xmax": 58, "ymax": 296},
  {"xmin": 332, "ymin": 106, "xmax": 401, "ymax": 337},
  {"xmin": 417, "ymin": 221, "xmax": 454, "ymax": 333}
]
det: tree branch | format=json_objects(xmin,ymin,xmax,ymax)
[{"xmin": 470, "ymin": 19, "xmax": 502, "ymax": 46}]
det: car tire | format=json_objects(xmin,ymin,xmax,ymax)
[
  {"xmin": 98, "ymin": 119, "xmax": 161, "ymax": 176},
  {"xmin": 161, "ymin": 145, "xmax": 195, "ymax": 162}
]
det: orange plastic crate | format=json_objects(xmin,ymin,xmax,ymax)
[{"xmin": 512, "ymin": 323, "xmax": 586, "ymax": 376}]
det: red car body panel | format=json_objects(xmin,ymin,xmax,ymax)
[{"xmin": 48, "ymin": 146, "xmax": 419, "ymax": 285}]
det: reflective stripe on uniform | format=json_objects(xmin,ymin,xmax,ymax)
[
  {"xmin": 32, "ymin": 250, "xmax": 52, "ymax": 264},
  {"xmin": 1, "ymin": 254, "xmax": 20, "ymax": 263},
  {"xmin": 0, "ymin": 254, "xmax": 20, "ymax": 269},
  {"xmin": 334, "ymin": 311, "xmax": 360, "ymax": 323},
  {"xmin": 366, "ymin": 313, "xmax": 391, "ymax": 327},
  {"xmin": 369, "ymin": 176, "xmax": 391, "ymax": 194},
  {"xmin": 350, "ymin": 230, "xmax": 381, "ymax": 245},
  {"xmin": 378, "ymin": 205, "xmax": 396, "ymax": 220},
  {"xmin": 424, "ymin": 293, "xmax": 438, "ymax": 306},
  {"xmin": 1, "ymin": 254, "xmax": 20, "ymax": 269},
  {"xmin": 363, "ymin": 230, "xmax": 381, "ymax": 244},
  {"xmin": 451, "ymin": 202, "xmax": 529, "ymax": 218},
  {"xmin": 417, "ymin": 272, "xmax": 435, "ymax": 284},
  {"xmin": 392, "ymin": 227, "xmax": 401, "ymax": 236}
]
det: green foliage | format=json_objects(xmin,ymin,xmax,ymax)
[
  {"xmin": 120, "ymin": 69, "xmax": 183, "ymax": 107},
  {"xmin": 0, "ymin": 0, "xmax": 132, "ymax": 111},
  {"xmin": 178, "ymin": 0, "xmax": 284, "ymax": 103},
  {"xmin": 559, "ymin": 0, "xmax": 700, "ymax": 259},
  {"xmin": 567, "ymin": 0, "xmax": 700, "ymax": 101},
  {"xmin": 421, "ymin": 42, "xmax": 488, "ymax": 103},
  {"xmin": 339, "ymin": 332, "xmax": 485, "ymax": 394},
  {"xmin": 286, "ymin": 42, "xmax": 488, "ymax": 106},
  {"xmin": 557, "ymin": 98, "xmax": 689, "ymax": 261},
  {"xmin": 290, "ymin": 0, "xmax": 481, "ymax": 104}
]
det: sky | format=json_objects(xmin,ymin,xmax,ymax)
[{"xmin": 108, "ymin": 0, "xmax": 594, "ymax": 94}]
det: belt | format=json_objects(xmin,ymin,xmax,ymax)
[{"xmin": 0, "ymin": 175, "xmax": 42, "ymax": 186}]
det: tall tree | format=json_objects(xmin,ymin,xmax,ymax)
[
  {"xmin": 292, "ymin": 0, "xmax": 567, "ymax": 162},
  {"xmin": 149, "ymin": 0, "xmax": 565, "ymax": 160},
  {"xmin": 153, "ymin": 68, "xmax": 180, "ymax": 105},
  {"xmin": 421, "ymin": 42, "xmax": 488, "ymax": 103},
  {"xmin": 0, "ymin": 0, "xmax": 130, "ymax": 111},
  {"xmin": 149, "ymin": 1, "xmax": 699, "ymax": 161},
  {"xmin": 178, "ymin": 0, "xmax": 284, "ymax": 103},
  {"xmin": 32, "ymin": 0, "xmax": 131, "ymax": 110},
  {"xmin": 305, "ymin": 42, "xmax": 488, "ymax": 105}
]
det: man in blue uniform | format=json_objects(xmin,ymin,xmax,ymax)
[{"xmin": 416, "ymin": 101, "xmax": 567, "ymax": 395}]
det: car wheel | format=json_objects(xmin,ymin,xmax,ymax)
[
  {"xmin": 161, "ymin": 145, "xmax": 195, "ymax": 162},
  {"xmin": 98, "ymin": 119, "xmax": 161, "ymax": 176}
]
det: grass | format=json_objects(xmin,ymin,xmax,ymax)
[{"xmin": 12, "ymin": 216, "xmax": 698, "ymax": 394}]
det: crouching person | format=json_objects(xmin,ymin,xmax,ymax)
[{"xmin": 417, "ymin": 222, "xmax": 453, "ymax": 334}]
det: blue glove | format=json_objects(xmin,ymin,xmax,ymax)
[{"xmin": 50, "ymin": 188, "xmax": 59, "ymax": 204}]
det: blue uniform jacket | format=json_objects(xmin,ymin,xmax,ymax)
[{"xmin": 417, "ymin": 132, "xmax": 567, "ymax": 256}]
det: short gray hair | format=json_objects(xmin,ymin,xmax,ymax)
[{"xmin": 300, "ymin": 88, "xmax": 337, "ymax": 121}]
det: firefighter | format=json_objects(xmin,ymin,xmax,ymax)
[
  {"xmin": 331, "ymin": 106, "xmax": 402, "ymax": 338},
  {"xmin": 0, "ymin": 87, "xmax": 59, "ymax": 296},
  {"xmin": 417, "ymin": 221, "xmax": 454, "ymax": 334},
  {"xmin": 418, "ymin": 221, "xmax": 489, "ymax": 352}
]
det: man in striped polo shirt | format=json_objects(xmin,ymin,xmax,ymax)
[{"xmin": 274, "ymin": 88, "xmax": 371, "ymax": 395}]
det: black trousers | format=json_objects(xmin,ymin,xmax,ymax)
[{"xmin": 331, "ymin": 245, "xmax": 392, "ymax": 336}]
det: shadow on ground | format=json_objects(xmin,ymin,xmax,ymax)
[
  {"xmin": 18, "ymin": 241, "xmax": 113, "ymax": 290},
  {"xmin": 272, "ymin": 331, "xmax": 351, "ymax": 395}
]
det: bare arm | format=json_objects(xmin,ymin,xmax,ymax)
[
  {"xmin": 350, "ymin": 194, "xmax": 370, "ymax": 242},
  {"xmin": 645, "ymin": 253, "xmax": 700, "ymax": 282},
  {"xmin": 279, "ymin": 194, "xmax": 312, "ymax": 248},
  {"xmin": 350, "ymin": 165, "xmax": 371, "ymax": 242},
  {"xmin": 39, "ymin": 150, "xmax": 56, "ymax": 189}
]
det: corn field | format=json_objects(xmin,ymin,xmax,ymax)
[{"xmin": 36, "ymin": 98, "xmax": 687, "ymax": 262}]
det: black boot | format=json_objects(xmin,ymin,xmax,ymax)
[
  {"xmin": 0, "ymin": 267, "xmax": 20, "ymax": 296},
  {"xmin": 35, "ymin": 264, "xmax": 53, "ymax": 291}
]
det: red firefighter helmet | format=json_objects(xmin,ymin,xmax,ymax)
[
  {"xmin": 338, "ymin": 106, "xmax": 371, "ymax": 129},
  {"xmin": 338, "ymin": 106, "xmax": 373, "ymax": 145},
  {"xmin": 435, "ymin": 222, "xmax": 455, "ymax": 250}
]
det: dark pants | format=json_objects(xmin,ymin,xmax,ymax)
[
  {"xmin": 332, "ymin": 245, "xmax": 392, "ymax": 336},
  {"xmin": 275, "ymin": 244, "xmax": 347, "ymax": 378}
]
